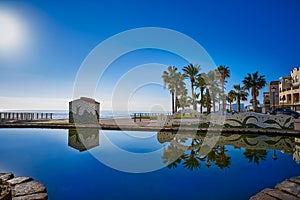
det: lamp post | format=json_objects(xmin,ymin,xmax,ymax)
[{"xmin": 271, "ymin": 86, "xmax": 276, "ymax": 110}]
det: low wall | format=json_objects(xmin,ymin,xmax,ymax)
[{"xmin": 158, "ymin": 112, "xmax": 294, "ymax": 130}]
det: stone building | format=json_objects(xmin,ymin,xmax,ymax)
[
  {"xmin": 263, "ymin": 67, "xmax": 300, "ymax": 112},
  {"xmin": 279, "ymin": 67, "xmax": 300, "ymax": 111},
  {"xmin": 263, "ymin": 81, "xmax": 280, "ymax": 112},
  {"xmin": 69, "ymin": 97, "xmax": 100, "ymax": 124}
]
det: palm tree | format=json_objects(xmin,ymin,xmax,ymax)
[
  {"xmin": 227, "ymin": 90, "xmax": 236, "ymax": 111},
  {"xmin": 217, "ymin": 65, "xmax": 230, "ymax": 113},
  {"xmin": 174, "ymin": 72, "xmax": 187, "ymax": 112},
  {"xmin": 162, "ymin": 66, "xmax": 178, "ymax": 114},
  {"xmin": 242, "ymin": 71, "xmax": 266, "ymax": 112},
  {"xmin": 177, "ymin": 92, "xmax": 190, "ymax": 110},
  {"xmin": 195, "ymin": 73, "xmax": 206, "ymax": 113},
  {"xmin": 203, "ymin": 70, "xmax": 220, "ymax": 113},
  {"xmin": 232, "ymin": 84, "xmax": 248, "ymax": 112},
  {"xmin": 183, "ymin": 64, "xmax": 200, "ymax": 110}
]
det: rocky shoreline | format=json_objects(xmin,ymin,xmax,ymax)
[
  {"xmin": 251, "ymin": 176, "xmax": 300, "ymax": 199},
  {"xmin": 0, "ymin": 173, "xmax": 47, "ymax": 200}
]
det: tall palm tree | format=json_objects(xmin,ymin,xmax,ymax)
[
  {"xmin": 174, "ymin": 72, "xmax": 187, "ymax": 112},
  {"xmin": 183, "ymin": 64, "xmax": 200, "ymax": 110},
  {"xmin": 227, "ymin": 90, "xmax": 236, "ymax": 111},
  {"xmin": 162, "ymin": 66, "xmax": 178, "ymax": 114},
  {"xmin": 217, "ymin": 65, "xmax": 230, "ymax": 113},
  {"xmin": 242, "ymin": 71, "xmax": 266, "ymax": 112},
  {"xmin": 232, "ymin": 84, "xmax": 248, "ymax": 112},
  {"xmin": 195, "ymin": 73, "xmax": 206, "ymax": 113},
  {"xmin": 203, "ymin": 70, "xmax": 220, "ymax": 113}
]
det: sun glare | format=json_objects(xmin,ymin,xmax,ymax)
[{"xmin": 0, "ymin": 9, "xmax": 25, "ymax": 54}]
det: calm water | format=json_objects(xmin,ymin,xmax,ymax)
[
  {"xmin": 0, "ymin": 129, "xmax": 300, "ymax": 200},
  {"xmin": 0, "ymin": 110, "xmax": 136, "ymax": 119}
]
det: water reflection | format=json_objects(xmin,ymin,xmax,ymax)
[
  {"xmin": 294, "ymin": 138, "xmax": 300, "ymax": 164},
  {"xmin": 158, "ymin": 132, "xmax": 298, "ymax": 170},
  {"xmin": 66, "ymin": 129, "xmax": 300, "ymax": 171},
  {"xmin": 68, "ymin": 129, "xmax": 99, "ymax": 152}
]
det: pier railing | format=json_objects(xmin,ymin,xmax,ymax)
[
  {"xmin": 131, "ymin": 112, "xmax": 172, "ymax": 122},
  {"xmin": 0, "ymin": 112, "xmax": 53, "ymax": 121}
]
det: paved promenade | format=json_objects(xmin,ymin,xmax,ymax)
[{"xmin": 0, "ymin": 117, "xmax": 299, "ymax": 135}]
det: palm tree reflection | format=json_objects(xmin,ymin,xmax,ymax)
[
  {"xmin": 162, "ymin": 135, "xmax": 231, "ymax": 170},
  {"xmin": 243, "ymin": 149, "xmax": 267, "ymax": 164},
  {"xmin": 159, "ymin": 132, "xmax": 296, "ymax": 170}
]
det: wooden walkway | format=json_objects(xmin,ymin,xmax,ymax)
[
  {"xmin": 250, "ymin": 176, "xmax": 300, "ymax": 199},
  {"xmin": 131, "ymin": 112, "xmax": 172, "ymax": 122},
  {"xmin": 0, "ymin": 112, "xmax": 53, "ymax": 121}
]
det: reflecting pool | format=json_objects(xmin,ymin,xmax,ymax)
[{"xmin": 0, "ymin": 128, "xmax": 299, "ymax": 199}]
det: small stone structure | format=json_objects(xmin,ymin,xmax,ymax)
[
  {"xmin": 69, "ymin": 97, "xmax": 100, "ymax": 124},
  {"xmin": 0, "ymin": 172, "xmax": 47, "ymax": 200}
]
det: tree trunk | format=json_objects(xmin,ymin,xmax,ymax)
[
  {"xmin": 191, "ymin": 83, "xmax": 197, "ymax": 111},
  {"xmin": 206, "ymin": 89, "xmax": 211, "ymax": 114},
  {"xmin": 222, "ymin": 83, "xmax": 225, "ymax": 113},
  {"xmin": 212, "ymin": 91, "xmax": 216, "ymax": 113},
  {"xmin": 253, "ymin": 95, "xmax": 257, "ymax": 112},
  {"xmin": 238, "ymin": 96, "xmax": 241, "ymax": 112},
  {"xmin": 200, "ymin": 87, "xmax": 204, "ymax": 113},
  {"xmin": 175, "ymin": 95, "xmax": 178, "ymax": 112},
  {"xmin": 172, "ymin": 92, "xmax": 175, "ymax": 114}
]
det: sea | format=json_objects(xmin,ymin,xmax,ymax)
[{"xmin": 0, "ymin": 110, "xmax": 165, "ymax": 119}]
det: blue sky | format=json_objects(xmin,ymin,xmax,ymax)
[{"xmin": 0, "ymin": 0, "xmax": 299, "ymax": 111}]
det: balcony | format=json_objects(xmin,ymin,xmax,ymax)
[{"xmin": 292, "ymin": 81, "xmax": 300, "ymax": 87}]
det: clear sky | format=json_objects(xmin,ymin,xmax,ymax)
[{"xmin": 0, "ymin": 0, "xmax": 299, "ymax": 111}]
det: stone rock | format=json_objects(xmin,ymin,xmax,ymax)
[
  {"xmin": 250, "ymin": 190, "xmax": 277, "ymax": 200},
  {"xmin": 289, "ymin": 177, "xmax": 300, "ymax": 185},
  {"xmin": 276, "ymin": 180, "xmax": 300, "ymax": 197},
  {"xmin": 12, "ymin": 181, "xmax": 46, "ymax": 197},
  {"xmin": 0, "ymin": 182, "xmax": 12, "ymax": 200},
  {"xmin": 0, "ymin": 173, "xmax": 14, "ymax": 181},
  {"xmin": 12, "ymin": 193, "xmax": 48, "ymax": 200},
  {"xmin": 262, "ymin": 188, "xmax": 299, "ymax": 200},
  {"xmin": 7, "ymin": 177, "xmax": 32, "ymax": 186}
]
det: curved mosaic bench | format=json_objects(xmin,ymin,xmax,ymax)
[
  {"xmin": 157, "ymin": 109, "xmax": 294, "ymax": 130},
  {"xmin": 224, "ymin": 113, "xmax": 294, "ymax": 129}
]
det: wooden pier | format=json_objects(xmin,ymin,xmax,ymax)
[{"xmin": 0, "ymin": 112, "xmax": 53, "ymax": 121}]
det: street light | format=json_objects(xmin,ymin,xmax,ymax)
[{"xmin": 271, "ymin": 86, "xmax": 276, "ymax": 110}]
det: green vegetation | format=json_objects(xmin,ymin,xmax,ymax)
[
  {"xmin": 230, "ymin": 84, "xmax": 248, "ymax": 112},
  {"xmin": 217, "ymin": 65, "xmax": 231, "ymax": 113},
  {"xmin": 162, "ymin": 64, "xmax": 267, "ymax": 114},
  {"xmin": 174, "ymin": 113, "xmax": 198, "ymax": 119},
  {"xmin": 242, "ymin": 71, "xmax": 266, "ymax": 112}
]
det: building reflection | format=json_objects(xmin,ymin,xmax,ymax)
[
  {"xmin": 293, "ymin": 137, "xmax": 300, "ymax": 164},
  {"xmin": 158, "ymin": 131, "xmax": 296, "ymax": 170},
  {"xmin": 68, "ymin": 128, "xmax": 99, "ymax": 152}
]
